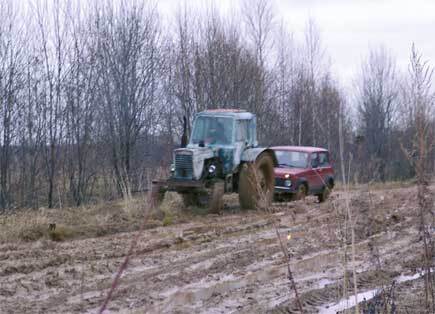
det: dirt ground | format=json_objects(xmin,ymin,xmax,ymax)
[{"xmin": 0, "ymin": 183, "xmax": 434, "ymax": 313}]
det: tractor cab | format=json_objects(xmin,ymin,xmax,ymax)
[{"xmin": 189, "ymin": 110, "xmax": 257, "ymax": 148}]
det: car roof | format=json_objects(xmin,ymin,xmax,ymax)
[
  {"xmin": 203, "ymin": 109, "xmax": 246, "ymax": 113},
  {"xmin": 271, "ymin": 146, "xmax": 328, "ymax": 153}
]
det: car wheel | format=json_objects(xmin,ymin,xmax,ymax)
[
  {"xmin": 296, "ymin": 184, "xmax": 307, "ymax": 200},
  {"xmin": 318, "ymin": 182, "xmax": 332, "ymax": 203}
]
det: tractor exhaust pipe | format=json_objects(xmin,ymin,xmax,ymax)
[{"xmin": 181, "ymin": 116, "xmax": 188, "ymax": 148}]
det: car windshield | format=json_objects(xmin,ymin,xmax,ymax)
[
  {"xmin": 190, "ymin": 116, "xmax": 233, "ymax": 145},
  {"xmin": 275, "ymin": 150, "xmax": 309, "ymax": 168}
]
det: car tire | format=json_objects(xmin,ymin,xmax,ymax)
[
  {"xmin": 317, "ymin": 182, "xmax": 332, "ymax": 203},
  {"xmin": 296, "ymin": 183, "xmax": 307, "ymax": 200}
]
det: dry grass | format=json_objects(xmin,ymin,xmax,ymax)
[
  {"xmin": 0, "ymin": 194, "xmax": 167, "ymax": 243},
  {"xmin": 0, "ymin": 191, "xmax": 188, "ymax": 244},
  {"xmin": 336, "ymin": 179, "xmax": 415, "ymax": 191},
  {"xmin": 0, "ymin": 178, "xmax": 418, "ymax": 245}
]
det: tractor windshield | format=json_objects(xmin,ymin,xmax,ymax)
[
  {"xmin": 275, "ymin": 150, "xmax": 309, "ymax": 168},
  {"xmin": 191, "ymin": 116, "xmax": 233, "ymax": 145}
]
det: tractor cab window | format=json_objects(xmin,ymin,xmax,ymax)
[
  {"xmin": 191, "ymin": 116, "xmax": 233, "ymax": 145},
  {"xmin": 236, "ymin": 120, "xmax": 249, "ymax": 142}
]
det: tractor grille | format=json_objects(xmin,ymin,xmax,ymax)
[{"xmin": 175, "ymin": 153, "xmax": 193, "ymax": 179}]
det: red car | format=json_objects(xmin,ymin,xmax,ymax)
[{"xmin": 272, "ymin": 146, "xmax": 334, "ymax": 202}]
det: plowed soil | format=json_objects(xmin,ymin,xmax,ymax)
[{"xmin": 1, "ymin": 184, "xmax": 433, "ymax": 313}]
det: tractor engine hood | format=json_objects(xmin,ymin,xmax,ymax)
[{"xmin": 173, "ymin": 147, "xmax": 215, "ymax": 180}]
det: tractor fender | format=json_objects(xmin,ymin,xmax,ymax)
[{"xmin": 241, "ymin": 148, "xmax": 278, "ymax": 166}]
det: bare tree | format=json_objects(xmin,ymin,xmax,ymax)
[
  {"xmin": 95, "ymin": 1, "xmax": 162, "ymax": 197},
  {"xmin": 0, "ymin": 1, "xmax": 25, "ymax": 210},
  {"xmin": 242, "ymin": 0, "xmax": 275, "ymax": 141},
  {"xmin": 304, "ymin": 18, "xmax": 325, "ymax": 147},
  {"xmin": 356, "ymin": 47, "xmax": 399, "ymax": 182},
  {"xmin": 63, "ymin": 1, "xmax": 99, "ymax": 205},
  {"xmin": 272, "ymin": 21, "xmax": 295, "ymax": 144},
  {"xmin": 171, "ymin": 3, "xmax": 197, "ymax": 134},
  {"xmin": 34, "ymin": 0, "xmax": 68, "ymax": 208}
]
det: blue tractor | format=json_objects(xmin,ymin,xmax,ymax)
[{"xmin": 152, "ymin": 109, "xmax": 277, "ymax": 212}]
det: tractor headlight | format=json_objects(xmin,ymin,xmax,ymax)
[
  {"xmin": 208, "ymin": 164, "xmax": 216, "ymax": 175},
  {"xmin": 170, "ymin": 164, "xmax": 175, "ymax": 173},
  {"xmin": 284, "ymin": 179, "xmax": 292, "ymax": 187},
  {"xmin": 284, "ymin": 173, "xmax": 290, "ymax": 179}
]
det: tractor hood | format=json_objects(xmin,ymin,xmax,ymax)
[{"xmin": 173, "ymin": 147, "xmax": 215, "ymax": 180}]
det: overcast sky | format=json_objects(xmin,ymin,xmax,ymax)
[{"xmin": 159, "ymin": 0, "xmax": 435, "ymax": 88}]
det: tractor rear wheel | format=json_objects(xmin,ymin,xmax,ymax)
[{"xmin": 238, "ymin": 153, "xmax": 275, "ymax": 210}]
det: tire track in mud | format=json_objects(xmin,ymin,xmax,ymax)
[
  {"xmin": 0, "ymin": 185, "xmax": 426, "ymax": 313},
  {"xmin": 0, "ymin": 214, "xmax": 282, "ymax": 313}
]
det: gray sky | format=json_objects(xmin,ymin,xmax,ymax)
[{"xmin": 159, "ymin": 0, "xmax": 435, "ymax": 88}]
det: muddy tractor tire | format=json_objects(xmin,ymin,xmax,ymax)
[
  {"xmin": 181, "ymin": 193, "xmax": 199, "ymax": 207},
  {"xmin": 181, "ymin": 180, "xmax": 224, "ymax": 213},
  {"xmin": 208, "ymin": 180, "xmax": 225, "ymax": 213},
  {"xmin": 238, "ymin": 153, "xmax": 275, "ymax": 210}
]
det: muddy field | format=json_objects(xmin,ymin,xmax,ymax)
[{"xmin": 1, "ymin": 183, "xmax": 434, "ymax": 313}]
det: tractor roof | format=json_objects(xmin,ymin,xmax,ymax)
[
  {"xmin": 272, "ymin": 146, "xmax": 328, "ymax": 153},
  {"xmin": 197, "ymin": 109, "xmax": 254, "ymax": 119}
]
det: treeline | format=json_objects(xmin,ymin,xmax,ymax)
[{"xmin": 0, "ymin": 0, "xmax": 433, "ymax": 211}]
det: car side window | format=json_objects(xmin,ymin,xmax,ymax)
[
  {"xmin": 311, "ymin": 153, "xmax": 319, "ymax": 168},
  {"xmin": 318, "ymin": 152, "xmax": 330, "ymax": 167}
]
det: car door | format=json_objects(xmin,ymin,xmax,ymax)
[
  {"xmin": 308, "ymin": 152, "xmax": 323, "ymax": 192},
  {"xmin": 318, "ymin": 151, "xmax": 333, "ymax": 185}
]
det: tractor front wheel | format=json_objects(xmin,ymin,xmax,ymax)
[
  {"xmin": 181, "ymin": 180, "xmax": 225, "ymax": 213},
  {"xmin": 181, "ymin": 192, "xmax": 199, "ymax": 207},
  {"xmin": 208, "ymin": 180, "xmax": 225, "ymax": 213}
]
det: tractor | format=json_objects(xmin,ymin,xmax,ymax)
[{"xmin": 152, "ymin": 109, "xmax": 277, "ymax": 212}]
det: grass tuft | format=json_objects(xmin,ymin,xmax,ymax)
[
  {"xmin": 48, "ymin": 225, "xmax": 75, "ymax": 241},
  {"xmin": 162, "ymin": 211, "xmax": 173, "ymax": 226}
]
